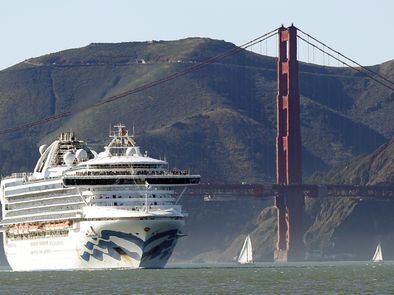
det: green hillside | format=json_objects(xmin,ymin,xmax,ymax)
[{"xmin": 0, "ymin": 38, "xmax": 392, "ymax": 181}]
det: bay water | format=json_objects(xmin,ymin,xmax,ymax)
[{"xmin": 0, "ymin": 261, "xmax": 393, "ymax": 294}]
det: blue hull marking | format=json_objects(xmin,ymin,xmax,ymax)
[{"xmin": 80, "ymin": 229, "xmax": 179, "ymax": 266}]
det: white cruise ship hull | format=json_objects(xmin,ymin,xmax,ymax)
[
  {"xmin": 4, "ymin": 218, "xmax": 183, "ymax": 271},
  {"xmin": 0, "ymin": 126, "xmax": 200, "ymax": 271}
]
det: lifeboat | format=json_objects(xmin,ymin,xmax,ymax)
[
  {"xmin": 29, "ymin": 223, "xmax": 39, "ymax": 232},
  {"xmin": 22, "ymin": 224, "xmax": 29, "ymax": 234}
]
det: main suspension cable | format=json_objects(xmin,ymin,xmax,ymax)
[
  {"xmin": 297, "ymin": 35, "xmax": 394, "ymax": 92},
  {"xmin": 298, "ymin": 29, "xmax": 394, "ymax": 86}
]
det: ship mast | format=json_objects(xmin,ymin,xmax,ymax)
[{"xmin": 108, "ymin": 123, "xmax": 136, "ymax": 149}]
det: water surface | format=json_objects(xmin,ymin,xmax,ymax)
[{"xmin": 0, "ymin": 261, "xmax": 393, "ymax": 294}]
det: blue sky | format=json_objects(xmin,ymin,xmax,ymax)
[{"xmin": 0, "ymin": 0, "xmax": 393, "ymax": 70}]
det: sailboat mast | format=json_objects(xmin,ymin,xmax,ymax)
[{"xmin": 247, "ymin": 235, "xmax": 249, "ymax": 260}]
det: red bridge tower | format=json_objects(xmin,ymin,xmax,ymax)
[{"xmin": 274, "ymin": 25, "xmax": 304, "ymax": 261}]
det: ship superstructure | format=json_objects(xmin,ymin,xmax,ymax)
[{"xmin": 0, "ymin": 124, "xmax": 200, "ymax": 271}]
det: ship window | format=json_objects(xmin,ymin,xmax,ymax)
[
  {"xmin": 114, "ymin": 202, "xmax": 117, "ymax": 206},
  {"xmin": 113, "ymin": 195, "xmax": 116, "ymax": 199}
]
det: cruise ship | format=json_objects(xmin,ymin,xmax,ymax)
[{"xmin": 0, "ymin": 124, "xmax": 200, "ymax": 271}]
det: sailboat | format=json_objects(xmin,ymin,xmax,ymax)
[
  {"xmin": 237, "ymin": 234, "xmax": 253, "ymax": 264},
  {"xmin": 372, "ymin": 242, "xmax": 383, "ymax": 262}
]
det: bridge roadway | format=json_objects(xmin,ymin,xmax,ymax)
[{"xmin": 180, "ymin": 184, "xmax": 394, "ymax": 200}]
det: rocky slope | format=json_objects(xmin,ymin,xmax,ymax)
[
  {"xmin": 303, "ymin": 139, "xmax": 394, "ymax": 260},
  {"xmin": 202, "ymin": 140, "xmax": 394, "ymax": 262}
]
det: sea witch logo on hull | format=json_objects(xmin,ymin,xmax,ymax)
[{"xmin": 80, "ymin": 229, "xmax": 179, "ymax": 268}]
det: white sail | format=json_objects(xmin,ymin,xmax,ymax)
[
  {"xmin": 238, "ymin": 234, "xmax": 253, "ymax": 264},
  {"xmin": 372, "ymin": 243, "xmax": 383, "ymax": 262}
]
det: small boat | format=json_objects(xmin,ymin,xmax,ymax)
[
  {"xmin": 237, "ymin": 234, "xmax": 253, "ymax": 264},
  {"xmin": 372, "ymin": 242, "xmax": 383, "ymax": 262}
]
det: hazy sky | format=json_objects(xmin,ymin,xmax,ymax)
[{"xmin": 0, "ymin": 0, "xmax": 393, "ymax": 70}]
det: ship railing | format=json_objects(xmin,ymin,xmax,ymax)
[
  {"xmin": 2, "ymin": 172, "xmax": 33, "ymax": 181},
  {"xmin": 2, "ymin": 176, "xmax": 62, "ymax": 188},
  {"xmin": 68, "ymin": 169, "xmax": 190, "ymax": 177},
  {"xmin": 90, "ymin": 204, "xmax": 181, "ymax": 212},
  {"xmin": 0, "ymin": 212, "xmax": 81, "ymax": 225}
]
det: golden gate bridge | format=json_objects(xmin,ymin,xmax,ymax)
[{"xmin": 0, "ymin": 24, "xmax": 393, "ymax": 261}]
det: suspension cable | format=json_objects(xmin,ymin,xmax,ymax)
[
  {"xmin": 298, "ymin": 28, "xmax": 394, "ymax": 86},
  {"xmin": 297, "ymin": 35, "xmax": 394, "ymax": 92},
  {"xmin": 0, "ymin": 28, "xmax": 279, "ymax": 135}
]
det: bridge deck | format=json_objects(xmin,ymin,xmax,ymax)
[{"xmin": 182, "ymin": 184, "xmax": 394, "ymax": 199}]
